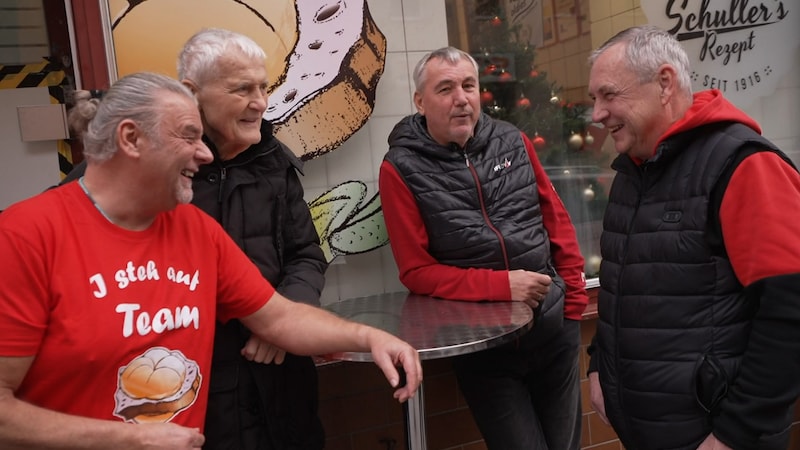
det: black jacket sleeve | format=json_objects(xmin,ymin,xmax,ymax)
[
  {"xmin": 713, "ymin": 273, "xmax": 800, "ymax": 449},
  {"xmin": 274, "ymin": 166, "xmax": 328, "ymax": 306}
]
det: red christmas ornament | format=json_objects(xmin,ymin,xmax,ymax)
[
  {"xmin": 498, "ymin": 70, "xmax": 513, "ymax": 82},
  {"xmin": 529, "ymin": 69, "xmax": 539, "ymax": 78},
  {"xmin": 480, "ymin": 89, "xmax": 494, "ymax": 105},
  {"xmin": 516, "ymin": 96, "xmax": 531, "ymax": 109},
  {"xmin": 490, "ymin": 16, "xmax": 502, "ymax": 26},
  {"xmin": 532, "ymin": 134, "xmax": 546, "ymax": 150}
]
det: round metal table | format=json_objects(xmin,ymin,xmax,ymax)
[{"xmin": 323, "ymin": 291, "xmax": 534, "ymax": 450}]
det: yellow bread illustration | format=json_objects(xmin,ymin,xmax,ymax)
[
  {"xmin": 114, "ymin": 347, "xmax": 201, "ymax": 423},
  {"xmin": 110, "ymin": 0, "xmax": 297, "ymax": 89}
]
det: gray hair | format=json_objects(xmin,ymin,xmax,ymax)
[
  {"xmin": 589, "ymin": 25, "xmax": 693, "ymax": 98},
  {"xmin": 177, "ymin": 28, "xmax": 266, "ymax": 84},
  {"xmin": 412, "ymin": 46, "xmax": 479, "ymax": 92},
  {"xmin": 79, "ymin": 72, "xmax": 195, "ymax": 162}
]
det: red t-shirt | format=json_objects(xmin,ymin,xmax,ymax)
[{"xmin": 0, "ymin": 182, "xmax": 274, "ymax": 429}]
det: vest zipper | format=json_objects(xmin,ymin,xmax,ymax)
[{"xmin": 217, "ymin": 167, "xmax": 227, "ymax": 203}]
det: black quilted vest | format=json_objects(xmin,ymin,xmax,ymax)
[
  {"xmin": 385, "ymin": 113, "xmax": 565, "ymax": 335},
  {"xmin": 597, "ymin": 122, "xmax": 782, "ymax": 449}
]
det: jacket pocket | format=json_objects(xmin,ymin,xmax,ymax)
[{"xmin": 693, "ymin": 353, "xmax": 729, "ymax": 413}]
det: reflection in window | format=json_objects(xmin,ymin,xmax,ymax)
[{"xmin": 445, "ymin": 0, "xmax": 614, "ymax": 280}]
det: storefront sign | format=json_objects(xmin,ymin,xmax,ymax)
[
  {"xmin": 504, "ymin": 0, "xmax": 543, "ymax": 46},
  {"xmin": 642, "ymin": 0, "xmax": 798, "ymax": 107}
]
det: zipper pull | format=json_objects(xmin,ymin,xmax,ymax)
[
  {"xmin": 464, "ymin": 152, "xmax": 470, "ymax": 168},
  {"xmin": 217, "ymin": 167, "xmax": 227, "ymax": 203}
]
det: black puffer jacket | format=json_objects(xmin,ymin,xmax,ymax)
[
  {"xmin": 596, "ymin": 122, "xmax": 779, "ymax": 450},
  {"xmin": 193, "ymin": 120, "xmax": 328, "ymax": 450},
  {"xmin": 385, "ymin": 112, "xmax": 565, "ymax": 338}
]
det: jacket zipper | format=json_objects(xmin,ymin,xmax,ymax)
[
  {"xmin": 465, "ymin": 152, "xmax": 511, "ymax": 269},
  {"xmin": 217, "ymin": 167, "xmax": 227, "ymax": 203}
]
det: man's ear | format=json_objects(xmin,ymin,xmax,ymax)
[
  {"xmin": 116, "ymin": 119, "xmax": 142, "ymax": 159},
  {"xmin": 182, "ymin": 79, "xmax": 199, "ymax": 96},
  {"xmin": 413, "ymin": 91, "xmax": 424, "ymax": 115},
  {"xmin": 658, "ymin": 64, "xmax": 677, "ymax": 102}
]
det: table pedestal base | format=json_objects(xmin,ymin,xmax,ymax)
[{"xmin": 403, "ymin": 382, "xmax": 426, "ymax": 450}]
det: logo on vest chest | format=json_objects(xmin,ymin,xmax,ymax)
[
  {"xmin": 662, "ymin": 210, "xmax": 682, "ymax": 223},
  {"xmin": 493, "ymin": 158, "xmax": 512, "ymax": 172}
]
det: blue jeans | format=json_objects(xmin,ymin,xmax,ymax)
[{"xmin": 452, "ymin": 319, "xmax": 581, "ymax": 450}]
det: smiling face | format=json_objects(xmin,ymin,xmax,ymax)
[
  {"xmin": 588, "ymin": 43, "xmax": 669, "ymax": 160},
  {"xmin": 414, "ymin": 57, "xmax": 481, "ymax": 148},
  {"xmin": 142, "ymin": 92, "xmax": 212, "ymax": 207},
  {"xmin": 190, "ymin": 51, "xmax": 269, "ymax": 160}
]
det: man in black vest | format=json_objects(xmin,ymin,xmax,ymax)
[
  {"xmin": 380, "ymin": 47, "xmax": 589, "ymax": 450},
  {"xmin": 587, "ymin": 25, "xmax": 800, "ymax": 450}
]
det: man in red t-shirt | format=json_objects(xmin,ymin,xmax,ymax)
[{"xmin": 0, "ymin": 72, "xmax": 421, "ymax": 450}]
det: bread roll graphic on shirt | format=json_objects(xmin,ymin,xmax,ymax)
[{"xmin": 113, "ymin": 347, "xmax": 201, "ymax": 423}]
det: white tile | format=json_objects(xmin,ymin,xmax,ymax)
[
  {"xmin": 405, "ymin": 50, "xmax": 431, "ymax": 110},
  {"xmin": 367, "ymin": 0, "xmax": 406, "ymax": 53},
  {"xmin": 402, "ymin": 0, "xmax": 449, "ymax": 51},
  {"xmin": 299, "ymin": 155, "xmax": 330, "ymax": 191},
  {"xmin": 379, "ymin": 246, "xmax": 406, "ymax": 293},
  {"xmin": 373, "ymin": 51, "xmax": 414, "ymax": 117},
  {"xmin": 368, "ymin": 115, "xmax": 407, "ymax": 180},
  {"xmin": 325, "ymin": 126, "xmax": 375, "ymax": 185},
  {"xmin": 336, "ymin": 252, "xmax": 387, "ymax": 299}
]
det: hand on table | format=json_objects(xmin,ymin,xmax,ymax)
[
  {"xmin": 367, "ymin": 329, "xmax": 423, "ymax": 403},
  {"xmin": 509, "ymin": 269, "xmax": 552, "ymax": 309}
]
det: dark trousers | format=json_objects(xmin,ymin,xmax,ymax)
[{"xmin": 453, "ymin": 319, "xmax": 582, "ymax": 450}]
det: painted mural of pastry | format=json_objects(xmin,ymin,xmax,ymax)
[
  {"xmin": 113, "ymin": 347, "xmax": 201, "ymax": 423},
  {"xmin": 264, "ymin": 0, "xmax": 387, "ymax": 160},
  {"xmin": 109, "ymin": 0, "xmax": 386, "ymax": 160}
]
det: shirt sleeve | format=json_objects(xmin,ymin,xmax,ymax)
[
  {"xmin": 720, "ymin": 151, "xmax": 800, "ymax": 285},
  {"xmin": 523, "ymin": 133, "xmax": 588, "ymax": 319},
  {"xmin": 379, "ymin": 160, "xmax": 512, "ymax": 301}
]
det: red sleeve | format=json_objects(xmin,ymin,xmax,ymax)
[
  {"xmin": 379, "ymin": 160, "xmax": 512, "ymax": 301},
  {"xmin": 720, "ymin": 151, "xmax": 800, "ymax": 286},
  {"xmin": 523, "ymin": 133, "xmax": 588, "ymax": 319}
]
